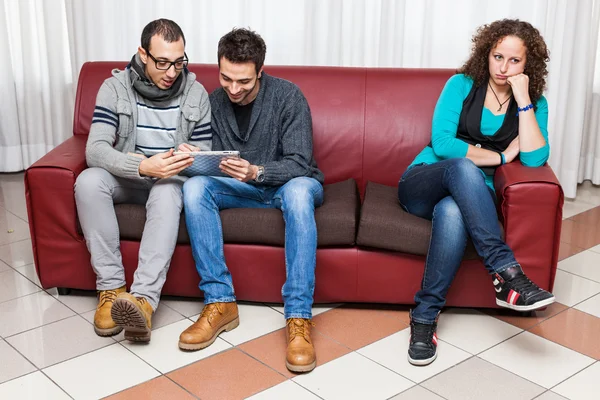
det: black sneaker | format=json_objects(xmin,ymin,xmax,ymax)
[
  {"xmin": 493, "ymin": 265, "xmax": 555, "ymax": 311},
  {"xmin": 408, "ymin": 313, "xmax": 438, "ymax": 366}
]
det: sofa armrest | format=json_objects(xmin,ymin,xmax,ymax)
[
  {"xmin": 25, "ymin": 135, "xmax": 90, "ymax": 288},
  {"xmin": 494, "ymin": 162, "xmax": 564, "ymax": 291},
  {"xmin": 28, "ymin": 135, "xmax": 88, "ymax": 174}
]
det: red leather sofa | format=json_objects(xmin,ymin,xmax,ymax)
[{"xmin": 25, "ymin": 63, "xmax": 563, "ymax": 308}]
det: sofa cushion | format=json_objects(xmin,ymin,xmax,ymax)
[
  {"xmin": 113, "ymin": 178, "xmax": 359, "ymax": 247},
  {"xmin": 356, "ymin": 181, "xmax": 481, "ymax": 259}
]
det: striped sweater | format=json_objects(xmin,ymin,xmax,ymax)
[{"xmin": 87, "ymin": 67, "xmax": 212, "ymax": 179}]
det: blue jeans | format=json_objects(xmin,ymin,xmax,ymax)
[
  {"xmin": 397, "ymin": 158, "xmax": 519, "ymax": 324},
  {"xmin": 183, "ymin": 176, "xmax": 324, "ymax": 319}
]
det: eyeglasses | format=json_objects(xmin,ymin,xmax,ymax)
[{"xmin": 145, "ymin": 49, "xmax": 188, "ymax": 71}]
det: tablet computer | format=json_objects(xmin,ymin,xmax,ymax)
[{"xmin": 175, "ymin": 150, "xmax": 240, "ymax": 177}]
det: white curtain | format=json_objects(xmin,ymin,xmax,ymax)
[
  {"xmin": 578, "ymin": 0, "xmax": 600, "ymax": 187},
  {"xmin": 1, "ymin": 0, "xmax": 73, "ymax": 171},
  {"xmin": 2, "ymin": 0, "xmax": 599, "ymax": 198}
]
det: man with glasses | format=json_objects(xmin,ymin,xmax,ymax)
[{"xmin": 75, "ymin": 19, "xmax": 211, "ymax": 342}]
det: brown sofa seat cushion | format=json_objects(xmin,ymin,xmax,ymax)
[
  {"xmin": 356, "ymin": 182, "xmax": 484, "ymax": 259},
  {"xmin": 113, "ymin": 178, "xmax": 360, "ymax": 247}
]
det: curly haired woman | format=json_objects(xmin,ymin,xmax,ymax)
[{"xmin": 398, "ymin": 19, "xmax": 555, "ymax": 366}]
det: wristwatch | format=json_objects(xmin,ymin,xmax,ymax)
[{"xmin": 255, "ymin": 166, "xmax": 265, "ymax": 183}]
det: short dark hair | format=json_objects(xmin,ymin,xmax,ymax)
[
  {"xmin": 141, "ymin": 19, "xmax": 186, "ymax": 51},
  {"xmin": 217, "ymin": 28, "xmax": 267, "ymax": 73}
]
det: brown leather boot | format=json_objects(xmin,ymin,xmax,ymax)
[
  {"xmin": 286, "ymin": 318, "xmax": 316, "ymax": 373},
  {"xmin": 111, "ymin": 292, "xmax": 153, "ymax": 342},
  {"xmin": 178, "ymin": 302, "xmax": 239, "ymax": 351},
  {"xmin": 94, "ymin": 286, "xmax": 126, "ymax": 337}
]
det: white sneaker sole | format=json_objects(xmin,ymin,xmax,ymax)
[
  {"xmin": 496, "ymin": 295, "xmax": 555, "ymax": 312},
  {"xmin": 408, "ymin": 351, "xmax": 437, "ymax": 366}
]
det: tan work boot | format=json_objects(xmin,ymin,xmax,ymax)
[
  {"xmin": 286, "ymin": 318, "xmax": 316, "ymax": 373},
  {"xmin": 111, "ymin": 292, "xmax": 153, "ymax": 342},
  {"xmin": 178, "ymin": 302, "xmax": 239, "ymax": 351},
  {"xmin": 94, "ymin": 286, "xmax": 126, "ymax": 337}
]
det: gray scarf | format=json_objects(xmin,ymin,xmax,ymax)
[{"xmin": 129, "ymin": 53, "xmax": 186, "ymax": 101}]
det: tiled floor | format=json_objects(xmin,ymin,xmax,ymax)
[{"xmin": 1, "ymin": 171, "xmax": 599, "ymax": 400}]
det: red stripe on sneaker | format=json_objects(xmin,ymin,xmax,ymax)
[
  {"xmin": 508, "ymin": 290, "xmax": 520, "ymax": 305},
  {"xmin": 432, "ymin": 333, "xmax": 438, "ymax": 346}
]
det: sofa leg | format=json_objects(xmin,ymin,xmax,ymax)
[{"xmin": 57, "ymin": 287, "xmax": 71, "ymax": 295}]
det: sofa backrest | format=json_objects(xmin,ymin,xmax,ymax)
[{"xmin": 74, "ymin": 62, "xmax": 453, "ymax": 193}]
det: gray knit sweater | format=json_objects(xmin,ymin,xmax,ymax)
[
  {"xmin": 210, "ymin": 72, "xmax": 324, "ymax": 185},
  {"xmin": 86, "ymin": 68, "xmax": 211, "ymax": 179}
]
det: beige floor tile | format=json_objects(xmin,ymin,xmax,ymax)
[
  {"xmin": 357, "ymin": 328, "xmax": 471, "ymax": 383},
  {"xmin": 436, "ymin": 308, "xmax": 522, "ymax": 354},
  {"xmin": 0, "ymin": 260, "xmax": 9, "ymax": 273},
  {"xmin": 574, "ymin": 293, "xmax": 600, "ymax": 318},
  {"xmin": 535, "ymin": 391, "xmax": 569, "ymax": 400},
  {"xmin": 390, "ymin": 385, "xmax": 445, "ymax": 400},
  {"xmin": 15, "ymin": 264, "xmax": 41, "ymax": 287},
  {"xmin": 552, "ymin": 270, "xmax": 600, "ymax": 307},
  {"xmin": 218, "ymin": 303, "xmax": 286, "ymax": 345},
  {"xmin": 0, "ymin": 208, "xmax": 30, "ymax": 246},
  {"xmin": 0, "ymin": 239, "xmax": 33, "ymax": 268},
  {"xmin": 0, "ymin": 340, "xmax": 36, "ymax": 384},
  {"xmin": 0, "ymin": 269, "xmax": 40, "ymax": 303},
  {"xmin": 0, "ymin": 292, "xmax": 74, "ymax": 337},
  {"xmin": 43, "ymin": 343, "xmax": 160, "ymax": 400},
  {"xmin": 552, "ymin": 361, "xmax": 600, "ymax": 400},
  {"xmin": 160, "ymin": 297, "xmax": 204, "ymax": 317},
  {"xmin": 293, "ymin": 352, "xmax": 414, "ymax": 400},
  {"xmin": 558, "ymin": 250, "xmax": 600, "ymax": 283},
  {"xmin": 479, "ymin": 331, "xmax": 594, "ymax": 388},
  {"xmin": 6, "ymin": 315, "xmax": 116, "ymax": 369},
  {"xmin": 0, "ymin": 371, "xmax": 69, "ymax": 399},
  {"xmin": 422, "ymin": 357, "xmax": 545, "ymax": 400}
]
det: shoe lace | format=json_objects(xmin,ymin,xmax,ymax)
[
  {"xmin": 98, "ymin": 290, "xmax": 118, "ymax": 307},
  {"xmin": 508, "ymin": 274, "xmax": 540, "ymax": 297},
  {"xmin": 287, "ymin": 318, "xmax": 315, "ymax": 343},
  {"xmin": 136, "ymin": 297, "xmax": 148, "ymax": 306},
  {"xmin": 410, "ymin": 321, "xmax": 435, "ymax": 346},
  {"xmin": 200, "ymin": 303, "xmax": 223, "ymax": 326}
]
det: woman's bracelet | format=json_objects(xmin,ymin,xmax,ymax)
[
  {"xmin": 499, "ymin": 152, "xmax": 506, "ymax": 165},
  {"xmin": 516, "ymin": 103, "xmax": 534, "ymax": 116}
]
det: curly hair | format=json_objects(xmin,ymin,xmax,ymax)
[
  {"xmin": 218, "ymin": 28, "xmax": 267, "ymax": 73},
  {"xmin": 457, "ymin": 19, "xmax": 549, "ymax": 105}
]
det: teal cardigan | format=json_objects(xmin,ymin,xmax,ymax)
[{"xmin": 409, "ymin": 74, "xmax": 549, "ymax": 191}]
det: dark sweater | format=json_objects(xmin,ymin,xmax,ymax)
[{"xmin": 209, "ymin": 72, "xmax": 324, "ymax": 185}]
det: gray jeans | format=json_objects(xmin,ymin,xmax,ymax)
[{"xmin": 74, "ymin": 167, "xmax": 186, "ymax": 310}]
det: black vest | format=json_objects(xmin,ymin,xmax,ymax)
[{"xmin": 430, "ymin": 81, "xmax": 519, "ymax": 176}]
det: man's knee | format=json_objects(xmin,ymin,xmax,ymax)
[
  {"xmin": 280, "ymin": 177, "xmax": 322, "ymax": 212},
  {"xmin": 148, "ymin": 177, "xmax": 185, "ymax": 210},
  {"xmin": 74, "ymin": 167, "xmax": 113, "ymax": 201},
  {"xmin": 182, "ymin": 176, "xmax": 216, "ymax": 208}
]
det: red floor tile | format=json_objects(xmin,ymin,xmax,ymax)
[
  {"xmin": 105, "ymin": 376, "xmax": 196, "ymax": 400},
  {"xmin": 167, "ymin": 348, "xmax": 285, "ymax": 400},
  {"xmin": 239, "ymin": 326, "xmax": 351, "ymax": 378},
  {"xmin": 311, "ymin": 304, "xmax": 409, "ymax": 350},
  {"xmin": 529, "ymin": 308, "xmax": 600, "ymax": 360}
]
